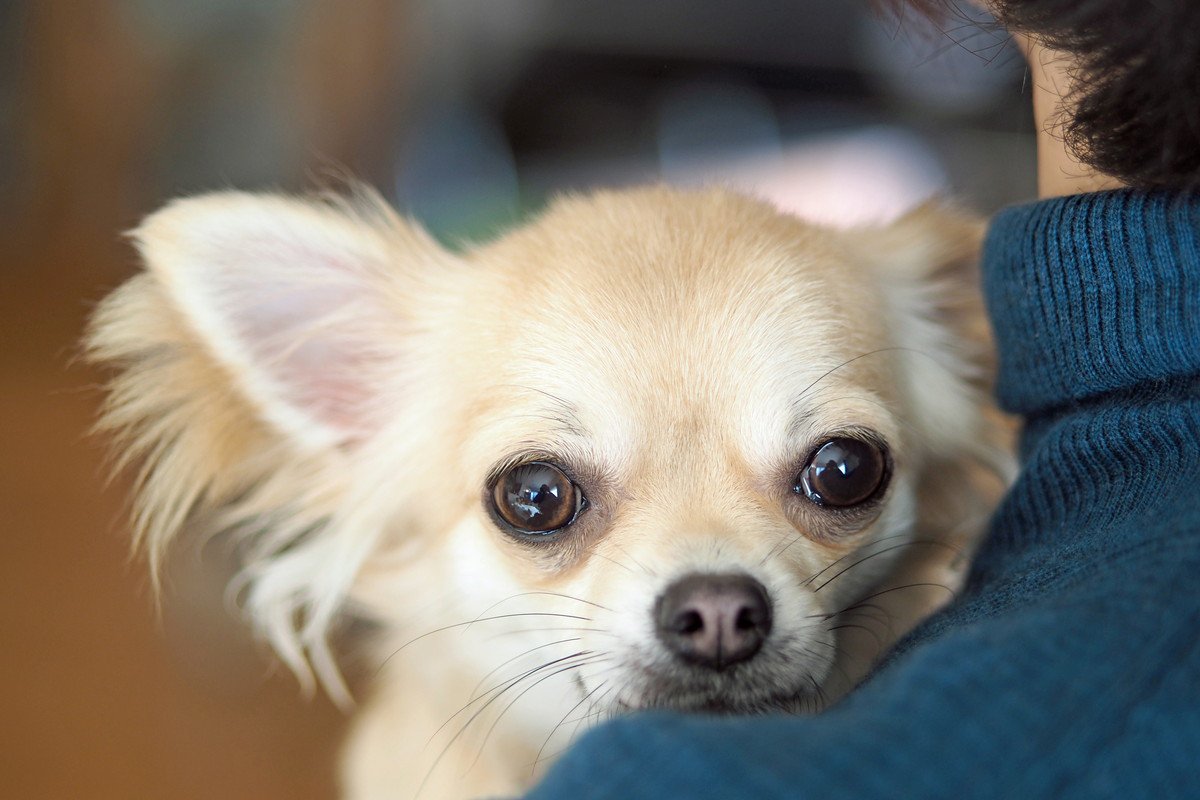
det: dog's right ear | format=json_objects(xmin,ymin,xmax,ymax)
[
  {"xmin": 86, "ymin": 189, "xmax": 457, "ymax": 564},
  {"xmin": 87, "ymin": 190, "xmax": 462, "ymax": 698},
  {"xmin": 132, "ymin": 191, "xmax": 453, "ymax": 450}
]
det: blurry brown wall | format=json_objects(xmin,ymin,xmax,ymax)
[{"xmin": 2, "ymin": 2, "xmax": 411, "ymax": 798}]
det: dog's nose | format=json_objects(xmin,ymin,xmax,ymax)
[{"xmin": 655, "ymin": 573, "xmax": 772, "ymax": 670}]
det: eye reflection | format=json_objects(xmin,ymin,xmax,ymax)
[{"xmin": 492, "ymin": 462, "xmax": 583, "ymax": 534}]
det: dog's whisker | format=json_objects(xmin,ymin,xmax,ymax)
[
  {"xmin": 806, "ymin": 673, "xmax": 828, "ymax": 710},
  {"xmin": 463, "ymin": 607, "xmax": 591, "ymax": 633},
  {"xmin": 485, "ymin": 626, "xmax": 617, "ymax": 639},
  {"xmin": 530, "ymin": 682, "xmax": 617, "ymax": 770},
  {"xmin": 837, "ymin": 600, "xmax": 895, "ymax": 628},
  {"xmin": 377, "ymin": 612, "xmax": 593, "ymax": 673},
  {"xmin": 792, "ymin": 345, "xmax": 964, "ymax": 408},
  {"xmin": 466, "ymin": 654, "xmax": 607, "ymax": 777},
  {"xmin": 829, "ymin": 582, "xmax": 957, "ymax": 619},
  {"xmin": 610, "ymin": 544, "xmax": 657, "ymax": 577},
  {"xmin": 418, "ymin": 651, "xmax": 594, "ymax": 798},
  {"xmin": 559, "ymin": 681, "xmax": 619, "ymax": 762},
  {"xmin": 834, "ymin": 614, "xmax": 894, "ymax": 643},
  {"xmin": 802, "ymin": 531, "xmax": 928, "ymax": 586},
  {"xmin": 570, "ymin": 684, "xmax": 613, "ymax": 736},
  {"xmin": 499, "ymin": 384, "xmax": 577, "ymax": 414},
  {"xmin": 580, "ymin": 659, "xmax": 622, "ymax": 677},
  {"xmin": 531, "ymin": 677, "xmax": 610, "ymax": 775},
  {"xmin": 424, "ymin": 648, "xmax": 584, "ymax": 753},
  {"xmin": 584, "ymin": 549, "xmax": 639, "ymax": 575},
  {"xmin": 812, "ymin": 539, "xmax": 958, "ymax": 593},
  {"xmin": 792, "ymin": 348, "xmax": 904, "ymax": 405},
  {"xmin": 469, "ymin": 637, "xmax": 583, "ymax": 699},
  {"xmin": 475, "ymin": 590, "xmax": 613, "ymax": 615},
  {"xmin": 814, "ymin": 645, "xmax": 857, "ymax": 699},
  {"xmin": 438, "ymin": 651, "xmax": 612, "ymax": 760},
  {"xmin": 826, "ymin": 621, "xmax": 887, "ymax": 651},
  {"xmin": 758, "ymin": 527, "xmax": 805, "ymax": 566}
]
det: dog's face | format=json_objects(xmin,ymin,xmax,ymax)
[
  {"xmin": 385, "ymin": 189, "xmax": 966, "ymax": 714},
  {"xmin": 89, "ymin": 186, "xmax": 998, "ymax": 787}
]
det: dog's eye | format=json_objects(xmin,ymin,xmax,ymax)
[
  {"xmin": 492, "ymin": 462, "xmax": 585, "ymax": 534},
  {"xmin": 796, "ymin": 437, "xmax": 888, "ymax": 508}
]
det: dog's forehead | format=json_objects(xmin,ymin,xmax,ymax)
[
  {"xmin": 480, "ymin": 188, "xmax": 848, "ymax": 300},
  {"xmin": 457, "ymin": 188, "xmax": 900, "ymax": 466},
  {"xmin": 470, "ymin": 189, "xmax": 888, "ymax": 362}
]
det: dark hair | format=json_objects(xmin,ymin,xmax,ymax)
[{"xmin": 879, "ymin": 0, "xmax": 1200, "ymax": 189}]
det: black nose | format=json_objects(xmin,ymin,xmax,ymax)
[{"xmin": 655, "ymin": 573, "xmax": 773, "ymax": 670}]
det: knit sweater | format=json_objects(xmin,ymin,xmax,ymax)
[{"xmin": 526, "ymin": 190, "xmax": 1200, "ymax": 799}]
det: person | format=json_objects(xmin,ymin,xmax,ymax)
[{"xmin": 526, "ymin": 1, "xmax": 1200, "ymax": 796}]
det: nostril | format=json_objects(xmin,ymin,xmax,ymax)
[
  {"xmin": 672, "ymin": 608, "xmax": 705, "ymax": 635},
  {"xmin": 735, "ymin": 605, "xmax": 761, "ymax": 632},
  {"xmin": 655, "ymin": 573, "xmax": 773, "ymax": 670}
]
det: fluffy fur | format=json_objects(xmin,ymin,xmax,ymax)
[{"xmin": 88, "ymin": 185, "xmax": 1008, "ymax": 799}]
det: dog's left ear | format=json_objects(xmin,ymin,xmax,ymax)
[
  {"xmin": 833, "ymin": 205, "xmax": 1007, "ymax": 650},
  {"xmin": 839, "ymin": 203, "xmax": 992, "ymax": 461}
]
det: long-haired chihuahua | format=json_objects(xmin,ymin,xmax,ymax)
[{"xmin": 88, "ymin": 185, "xmax": 1007, "ymax": 799}]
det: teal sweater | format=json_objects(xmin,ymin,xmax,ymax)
[{"xmin": 527, "ymin": 190, "xmax": 1200, "ymax": 798}]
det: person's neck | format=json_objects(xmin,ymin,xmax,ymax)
[{"xmin": 1018, "ymin": 36, "xmax": 1126, "ymax": 198}]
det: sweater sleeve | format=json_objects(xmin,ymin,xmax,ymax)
[{"xmin": 525, "ymin": 190, "xmax": 1200, "ymax": 800}]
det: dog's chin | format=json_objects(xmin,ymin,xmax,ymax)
[
  {"xmin": 659, "ymin": 693, "xmax": 817, "ymax": 716},
  {"xmin": 592, "ymin": 669, "xmax": 821, "ymax": 716},
  {"xmin": 626, "ymin": 685, "xmax": 820, "ymax": 716}
]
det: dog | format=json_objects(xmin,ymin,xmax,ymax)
[{"xmin": 88, "ymin": 185, "xmax": 1007, "ymax": 799}]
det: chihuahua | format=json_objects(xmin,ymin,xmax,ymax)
[{"xmin": 88, "ymin": 185, "xmax": 1006, "ymax": 799}]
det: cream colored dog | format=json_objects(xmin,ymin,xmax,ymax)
[{"xmin": 89, "ymin": 185, "xmax": 1006, "ymax": 799}]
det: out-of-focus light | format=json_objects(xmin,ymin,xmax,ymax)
[
  {"xmin": 656, "ymin": 80, "xmax": 945, "ymax": 227},
  {"xmin": 394, "ymin": 107, "xmax": 520, "ymax": 246},
  {"xmin": 665, "ymin": 126, "xmax": 946, "ymax": 228}
]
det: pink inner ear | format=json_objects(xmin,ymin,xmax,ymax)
[
  {"xmin": 210, "ymin": 238, "xmax": 390, "ymax": 445},
  {"xmin": 264, "ymin": 326, "xmax": 379, "ymax": 441}
]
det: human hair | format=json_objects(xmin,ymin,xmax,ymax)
[{"xmin": 878, "ymin": 0, "xmax": 1200, "ymax": 189}]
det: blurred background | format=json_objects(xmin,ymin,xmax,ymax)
[{"xmin": 1, "ymin": 1, "xmax": 1034, "ymax": 798}]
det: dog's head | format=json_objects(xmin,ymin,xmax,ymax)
[{"xmin": 89, "ymin": 185, "xmax": 1002, "ymax": 718}]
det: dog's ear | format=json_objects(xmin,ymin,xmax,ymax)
[
  {"xmin": 88, "ymin": 187, "xmax": 457, "ymax": 556},
  {"xmin": 86, "ymin": 190, "xmax": 458, "ymax": 699},
  {"xmin": 840, "ymin": 203, "xmax": 1012, "ymax": 563},
  {"xmin": 840, "ymin": 203, "xmax": 993, "ymax": 462},
  {"xmin": 871, "ymin": 203, "xmax": 992, "ymax": 373},
  {"xmin": 124, "ymin": 190, "xmax": 450, "ymax": 451}
]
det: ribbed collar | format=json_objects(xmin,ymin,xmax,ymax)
[{"xmin": 983, "ymin": 190, "xmax": 1200, "ymax": 415}]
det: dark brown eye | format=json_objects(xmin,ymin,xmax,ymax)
[
  {"xmin": 796, "ymin": 437, "xmax": 888, "ymax": 508},
  {"xmin": 492, "ymin": 462, "xmax": 584, "ymax": 534}
]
